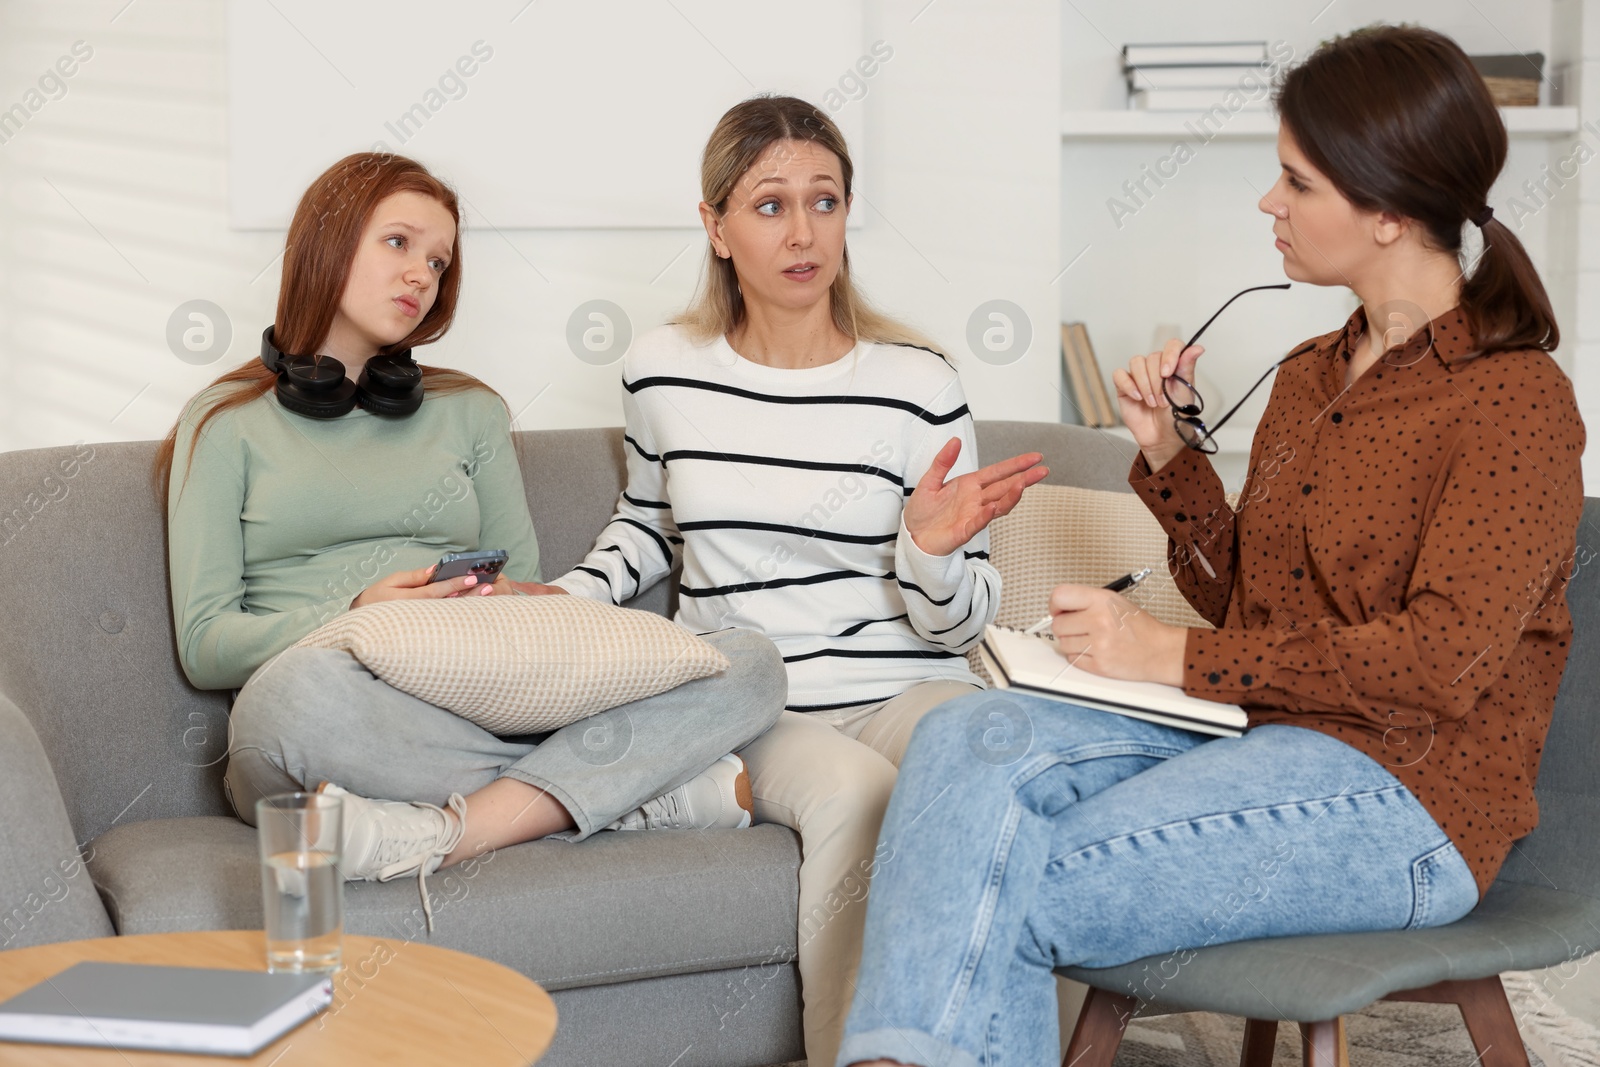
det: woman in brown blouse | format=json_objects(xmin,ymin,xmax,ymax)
[{"xmin": 836, "ymin": 25, "xmax": 1585, "ymax": 1067}]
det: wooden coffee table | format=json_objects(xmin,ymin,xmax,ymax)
[{"xmin": 0, "ymin": 931, "xmax": 557, "ymax": 1065}]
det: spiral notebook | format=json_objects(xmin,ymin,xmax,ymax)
[{"xmin": 979, "ymin": 624, "xmax": 1247, "ymax": 737}]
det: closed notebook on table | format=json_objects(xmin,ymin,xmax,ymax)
[
  {"xmin": 0, "ymin": 961, "xmax": 333, "ymax": 1056},
  {"xmin": 979, "ymin": 624, "xmax": 1247, "ymax": 737}
]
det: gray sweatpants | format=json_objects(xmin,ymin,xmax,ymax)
[{"xmin": 222, "ymin": 627, "xmax": 788, "ymax": 839}]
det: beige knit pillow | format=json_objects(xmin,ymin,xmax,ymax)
[
  {"xmin": 970, "ymin": 484, "xmax": 1219, "ymax": 681},
  {"xmin": 294, "ymin": 596, "xmax": 730, "ymax": 734}
]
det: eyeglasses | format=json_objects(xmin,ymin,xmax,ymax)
[{"xmin": 1163, "ymin": 283, "xmax": 1292, "ymax": 453}]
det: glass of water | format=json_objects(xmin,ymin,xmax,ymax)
[{"xmin": 256, "ymin": 792, "xmax": 343, "ymax": 974}]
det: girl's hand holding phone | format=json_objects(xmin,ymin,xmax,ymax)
[
  {"xmin": 350, "ymin": 564, "xmax": 493, "ymax": 609},
  {"xmin": 1110, "ymin": 339, "xmax": 1205, "ymax": 472}
]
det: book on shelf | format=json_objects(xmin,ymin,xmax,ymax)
[
  {"xmin": 1076, "ymin": 322, "xmax": 1120, "ymax": 426},
  {"xmin": 1122, "ymin": 41, "xmax": 1267, "ymax": 68},
  {"xmin": 1130, "ymin": 88, "xmax": 1272, "ymax": 112},
  {"xmin": 1059, "ymin": 324, "xmax": 1095, "ymax": 427},
  {"xmin": 1127, "ymin": 65, "xmax": 1268, "ymax": 92},
  {"xmin": 1060, "ymin": 322, "xmax": 1119, "ymax": 428},
  {"xmin": 0, "ymin": 961, "xmax": 333, "ymax": 1056},
  {"xmin": 979, "ymin": 625, "xmax": 1247, "ymax": 737}
]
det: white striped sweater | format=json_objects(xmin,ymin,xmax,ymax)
[{"xmin": 553, "ymin": 324, "xmax": 997, "ymax": 712}]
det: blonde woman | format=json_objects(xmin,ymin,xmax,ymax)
[{"xmin": 551, "ymin": 96, "xmax": 1047, "ymax": 1065}]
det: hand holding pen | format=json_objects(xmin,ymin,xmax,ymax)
[{"xmin": 1025, "ymin": 567, "xmax": 1152, "ymax": 635}]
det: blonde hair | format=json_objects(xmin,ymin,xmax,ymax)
[{"xmin": 674, "ymin": 94, "xmax": 945, "ymax": 355}]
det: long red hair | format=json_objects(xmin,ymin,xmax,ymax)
[{"xmin": 155, "ymin": 151, "xmax": 496, "ymax": 495}]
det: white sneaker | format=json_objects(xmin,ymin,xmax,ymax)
[
  {"xmin": 606, "ymin": 753, "xmax": 754, "ymax": 831},
  {"xmin": 316, "ymin": 783, "xmax": 467, "ymax": 933}
]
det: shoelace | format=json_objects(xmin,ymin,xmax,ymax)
[
  {"xmin": 639, "ymin": 789, "xmax": 683, "ymax": 828},
  {"xmin": 372, "ymin": 793, "xmax": 468, "ymax": 933}
]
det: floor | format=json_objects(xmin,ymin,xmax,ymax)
[
  {"xmin": 776, "ymin": 961, "xmax": 1600, "ymax": 1067},
  {"xmin": 1049, "ymin": 960, "xmax": 1600, "ymax": 1060},
  {"xmin": 1527, "ymin": 952, "xmax": 1600, "ymax": 1029}
]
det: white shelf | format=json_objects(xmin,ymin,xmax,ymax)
[
  {"xmin": 1062, "ymin": 106, "xmax": 1580, "ymax": 140},
  {"xmin": 1098, "ymin": 424, "xmax": 1257, "ymax": 456}
]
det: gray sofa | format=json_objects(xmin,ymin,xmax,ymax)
[{"xmin": 0, "ymin": 420, "xmax": 1140, "ymax": 1067}]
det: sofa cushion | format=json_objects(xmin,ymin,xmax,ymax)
[
  {"xmin": 0, "ymin": 441, "xmax": 236, "ymax": 847},
  {"xmin": 544, "ymin": 967, "xmax": 804, "ymax": 1067},
  {"xmin": 87, "ymin": 816, "xmax": 802, "ymax": 992},
  {"xmin": 986, "ymin": 483, "xmax": 1215, "ymax": 632},
  {"xmin": 294, "ymin": 595, "xmax": 729, "ymax": 734},
  {"xmin": 970, "ymin": 483, "xmax": 1215, "ymax": 680},
  {"xmin": 1060, "ymin": 881, "xmax": 1600, "ymax": 1020},
  {"xmin": 974, "ymin": 421, "xmax": 1144, "ymax": 494}
]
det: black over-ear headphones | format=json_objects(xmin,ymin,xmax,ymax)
[{"xmin": 259, "ymin": 326, "xmax": 424, "ymax": 418}]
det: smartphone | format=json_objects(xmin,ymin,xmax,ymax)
[{"xmin": 430, "ymin": 549, "xmax": 509, "ymax": 584}]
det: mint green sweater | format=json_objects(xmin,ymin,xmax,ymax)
[{"xmin": 167, "ymin": 384, "xmax": 542, "ymax": 690}]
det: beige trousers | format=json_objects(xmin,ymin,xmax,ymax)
[{"xmin": 735, "ymin": 680, "xmax": 979, "ymax": 1067}]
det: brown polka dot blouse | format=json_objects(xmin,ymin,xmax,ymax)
[{"xmin": 1128, "ymin": 305, "xmax": 1586, "ymax": 899}]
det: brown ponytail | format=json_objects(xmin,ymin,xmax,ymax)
[{"xmin": 1274, "ymin": 24, "xmax": 1558, "ymax": 355}]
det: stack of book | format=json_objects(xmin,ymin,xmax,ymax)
[
  {"xmin": 1123, "ymin": 41, "xmax": 1272, "ymax": 112},
  {"xmin": 1060, "ymin": 323, "xmax": 1119, "ymax": 428}
]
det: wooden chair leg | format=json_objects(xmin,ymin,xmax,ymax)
[
  {"xmin": 1298, "ymin": 1017, "xmax": 1349, "ymax": 1067},
  {"xmin": 1384, "ymin": 975, "xmax": 1531, "ymax": 1067},
  {"xmin": 1240, "ymin": 1019, "xmax": 1278, "ymax": 1067},
  {"xmin": 1061, "ymin": 987, "xmax": 1138, "ymax": 1067}
]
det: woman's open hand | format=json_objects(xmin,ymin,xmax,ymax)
[
  {"xmin": 1111, "ymin": 339, "xmax": 1204, "ymax": 471},
  {"xmin": 1044, "ymin": 583, "xmax": 1187, "ymax": 686},
  {"xmin": 903, "ymin": 438, "xmax": 1048, "ymax": 558},
  {"xmin": 350, "ymin": 564, "xmax": 493, "ymax": 609}
]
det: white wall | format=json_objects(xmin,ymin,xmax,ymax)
[
  {"xmin": 226, "ymin": 1, "xmax": 870, "ymax": 230},
  {"xmin": 2, "ymin": 0, "xmax": 1590, "ymax": 468},
  {"xmin": 0, "ymin": 0, "xmax": 1061, "ymax": 455},
  {"xmin": 1551, "ymin": 0, "xmax": 1600, "ymax": 488}
]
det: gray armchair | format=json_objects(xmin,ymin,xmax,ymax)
[{"xmin": 1060, "ymin": 499, "xmax": 1600, "ymax": 1067}]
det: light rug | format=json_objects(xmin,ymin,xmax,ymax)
[
  {"xmin": 764, "ymin": 972, "xmax": 1600, "ymax": 1066},
  {"xmin": 1105, "ymin": 972, "xmax": 1600, "ymax": 1066}
]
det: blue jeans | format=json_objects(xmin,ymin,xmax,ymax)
[{"xmin": 835, "ymin": 692, "xmax": 1479, "ymax": 1067}]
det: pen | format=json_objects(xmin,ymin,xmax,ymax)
[
  {"xmin": 1103, "ymin": 565, "xmax": 1154, "ymax": 594},
  {"xmin": 1024, "ymin": 567, "xmax": 1153, "ymax": 635}
]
